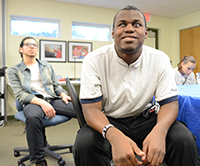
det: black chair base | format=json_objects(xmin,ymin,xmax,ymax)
[
  {"xmin": 14, "ymin": 127, "xmax": 73, "ymax": 166},
  {"xmin": 14, "ymin": 144, "xmax": 73, "ymax": 166}
]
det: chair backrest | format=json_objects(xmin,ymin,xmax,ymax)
[{"xmin": 65, "ymin": 77, "xmax": 86, "ymax": 128}]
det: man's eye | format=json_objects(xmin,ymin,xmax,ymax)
[
  {"xmin": 134, "ymin": 23, "xmax": 141, "ymax": 27},
  {"xmin": 119, "ymin": 23, "xmax": 125, "ymax": 27}
]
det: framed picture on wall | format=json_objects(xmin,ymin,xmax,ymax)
[
  {"xmin": 39, "ymin": 40, "xmax": 66, "ymax": 62},
  {"xmin": 68, "ymin": 41, "xmax": 92, "ymax": 63}
]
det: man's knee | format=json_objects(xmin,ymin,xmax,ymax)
[
  {"xmin": 73, "ymin": 125, "xmax": 112, "ymax": 166},
  {"xmin": 74, "ymin": 125, "xmax": 109, "ymax": 153},
  {"xmin": 167, "ymin": 121, "xmax": 196, "ymax": 148},
  {"xmin": 23, "ymin": 104, "xmax": 44, "ymax": 121},
  {"xmin": 75, "ymin": 126, "xmax": 99, "ymax": 150}
]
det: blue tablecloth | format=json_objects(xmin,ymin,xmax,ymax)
[{"xmin": 177, "ymin": 84, "xmax": 200, "ymax": 155}]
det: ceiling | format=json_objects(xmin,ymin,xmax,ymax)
[{"xmin": 49, "ymin": 0, "xmax": 200, "ymax": 18}]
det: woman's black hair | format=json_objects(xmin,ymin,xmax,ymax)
[{"xmin": 19, "ymin": 36, "xmax": 37, "ymax": 58}]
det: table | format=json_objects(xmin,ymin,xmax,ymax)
[
  {"xmin": 177, "ymin": 84, "xmax": 200, "ymax": 155},
  {"xmin": 59, "ymin": 80, "xmax": 81, "ymax": 86},
  {"xmin": 59, "ymin": 79, "xmax": 81, "ymax": 96}
]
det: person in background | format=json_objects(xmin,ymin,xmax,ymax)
[
  {"xmin": 174, "ymin": 55, "xmax": 196, "ymax": 85},
  {"xmin": 7, "ymin": 37, "xmax": 76, "ymax": 166},
  {"xmin": 45, "ymin": 45, "xmax": 55, "ymax": 57},
  {"xmin": 73, "ymin": 5, "xmax": 200, "ymax": 166},
  {"xmin": 55, "ymin": 47, "xmax": 62, "ymax": 58}
]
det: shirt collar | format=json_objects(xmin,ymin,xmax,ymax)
[
  {"xmin": 20, "ymin": 58, "xmax": 46, "ymax": 71},
  {"xmin": 113, "ymin": 44, "xmax": 143, "ymax": 68}
]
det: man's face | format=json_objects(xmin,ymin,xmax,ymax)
[
  {"xmin": 20, "ymin": 39, "xmax": 38, "ymax": 58},
  {"xmin": 112, "ymin": 10, "xmax": 147, "ymax": 54}
]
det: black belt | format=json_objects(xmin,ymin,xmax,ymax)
[
  {"xmin": 35, "ymin": 94, "xmax": 53, "ymax": 103},
  {"xmin": 44, "ymin": 97, "xmax": 54, "ymax": 103}
]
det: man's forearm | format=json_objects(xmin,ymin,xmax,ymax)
[{"xmin": 156, "ymin": 101, "xmax": 178, "ymax": 135}]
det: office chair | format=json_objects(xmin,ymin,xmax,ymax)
[
  {"xmin": 65, "ymin": 77, "xmax": 116, "ymax": 166},
  {"xmin": 65, "ymin": 77, "xmax": 85, "ymax": 128},
  {"xmin": 13, "ymin": 99, "xmax": 73, "ymax": 166}
]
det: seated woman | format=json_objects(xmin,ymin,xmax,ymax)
[{"xmin": 174, "ymin": 55, "xmax": 196, "ymax": 85}]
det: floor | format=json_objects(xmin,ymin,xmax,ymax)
[
  {"xmin": 0, "ymin": 118, "xmax": 166, "ymax": 166},
  {"xmin": 0, "ymin": 118, "xmax": 79, "ymax": 166}
]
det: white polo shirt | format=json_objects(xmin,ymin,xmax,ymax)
[{"xmin": 80, "ymin": 43, "xmax": 178, "ymax": 118}]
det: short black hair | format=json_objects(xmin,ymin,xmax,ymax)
[
  {"xmin": 19, "ymin": 36, "xmax": 37, "ymax": 58},
  {"xmin": 112, "ymin": 5, "xmax": 147, "ymax": 29}
]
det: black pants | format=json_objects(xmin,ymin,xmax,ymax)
[
  {"xmin": 73, "ymin": 113, "xmax": 200, "ymax": 166},
  {"xmin": 23, "ymin": 98, "xmax": 76, "ymax": 163}
]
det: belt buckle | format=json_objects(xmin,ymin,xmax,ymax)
[{"xmin": 45, "ymin": 97, "xmax": 51, "ymax": 103}]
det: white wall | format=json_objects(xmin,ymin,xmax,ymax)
[{"xmin": 147, "ymin": 16, "xmax": 176, "ymax": 66}]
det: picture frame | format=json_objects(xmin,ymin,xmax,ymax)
[
  {"xmin": 39, "ymin": 40, "xmax": 66, "ymax": 62},
  {"xmin": 68, "ymin": 41, "xmax": 92, "ymax": 63}
]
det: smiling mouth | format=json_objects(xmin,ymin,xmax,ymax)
[
  {"xmin": 121, "ymin": 36, "xmax": 137, "ymax": 42},
  {"xmin": 122, "ymin": 36, "xmax": 137, "ymax": 39}
]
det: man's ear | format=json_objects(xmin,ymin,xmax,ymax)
[
  {"xmin": 19, "ymin": 47, "xmax": 23, "ymax": 53},
  {"xmin": 112, "ymin": 29, "xmax": 114, "ymax": 39},
  {"xmin": 181, "ymin": 61, "xmax": 185, "ymax": 66},
  {"xmin": 145, "ymin": 28, "xmax": 148, "ymax": 39}
]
